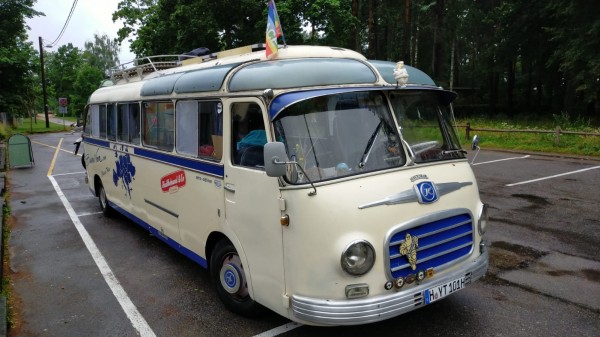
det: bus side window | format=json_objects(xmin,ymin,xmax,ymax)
[
  {"xmin": 198, "ymin": 101, "xmax": 223, "ymax": 161},
  {"xmin": 107, "ymin": 104, "xmax": 117, "ymax": 141},
  {"xmin": 231, "ymin": 103, "xmax": 266, "ymax": 168},
  {"xmin": 117, "ymin": 103, "xmax": 141, "ymax": 144},
  {"xmin": 87, "ymin": 104, "xmax": 100, "ymax": 137},
  {"xmin": 176, "ymin": 100, "xmax": 222, "ymax": 161},
  {"xmin": 143, "ymin": 101, "xmax": 174, "ymax": 151},
  {"xmin": 99, "ymin": 104, "xmax": 107, "ymax": 138}
]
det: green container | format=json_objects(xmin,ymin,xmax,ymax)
[{"xmin": 8, "ymin": 134, "xmax": 34, "ymax": 168}]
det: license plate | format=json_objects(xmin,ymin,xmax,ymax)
[{"xmin": 424, "ymin": 276, "xmax": 465, "ymax": 304}]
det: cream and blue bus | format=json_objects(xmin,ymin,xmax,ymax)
[{"xmin": 82, "ymin": 44, "xmax": 489, "ymax": 326}]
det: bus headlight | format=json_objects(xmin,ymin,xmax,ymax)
[
  {"xmin": 341, "ymin": 240, "xmax": 375, "ymax": 276},
  {"xmin": 477, "ymin": 203, "xmax": 489, "ymax": 235}
]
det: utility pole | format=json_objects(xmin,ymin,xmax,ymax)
[{"xmin": 38, "ymin": 36, "xmax": 50, "ymax": 128}]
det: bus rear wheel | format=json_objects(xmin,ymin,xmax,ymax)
[
  {"xmin": 210, "ymin": 240, "xmax": 263, "ymax": 317},
  {"xmin": 97, "ymin": 181, "xmax": 114, "ymax": 216}
]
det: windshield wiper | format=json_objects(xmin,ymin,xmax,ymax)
[
  {"xmin": 442, "ymin": 149, "xmax": 467, "ymax": 155},
  {"xmin": 358, "ymin": 121, "xmax": 382, "ymax": 168}
]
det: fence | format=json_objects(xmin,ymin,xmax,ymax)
[{"xmin": 464, "ymin": 123, "xmax": 600, "ymax": 145}]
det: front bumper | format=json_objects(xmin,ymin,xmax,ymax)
[{"xmin": 291, "ymin": 248, "xmax": 489, "ymax": 326}]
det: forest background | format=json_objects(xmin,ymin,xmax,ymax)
[{"xmin": 1, "ymin": 0, "xmax": 599, "ymax": 132}]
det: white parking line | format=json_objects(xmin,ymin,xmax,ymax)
[
  {"xmin": 49, "ymin": 176, "xmax": 157, "ymax": 337},
  {"xmin": 472, "ymin": 155, "xmax": 530, "ymax": 166},
  {"xmin": 252, "ymin": 322, "xmax": 302, "ymax": 337},
  {"xmin": 506, "ymin": 165, "xmax": 600, "ymax": 186},
  {"xmin": 47, "ymin": 139, "xmax": 156, "ymax": 337}
]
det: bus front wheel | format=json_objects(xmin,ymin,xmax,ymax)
[{"xmin": 210, "ymin": 240, "xmax": 263, "ymax": 317}]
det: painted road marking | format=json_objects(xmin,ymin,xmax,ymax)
[
  {"xmin": 47, "ymin": 139, "xmax": 157, "ymax": 337},
  {"xmin": 472, "ymin": 155, "xmax": 530, "ymax": 166},
  {"xmin": 506, "ymin": 165, "xmax": 600, "ymax": 187},
  {"xmin": 32, "ymin": 139, "xmax": 81, "ymax": 156},
  {"xmin": 252, "ymin": 322, "xmax": 302, "ymax": 337}
]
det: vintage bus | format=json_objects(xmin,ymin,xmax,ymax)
[{"xmin": 82, "ymin": 44, "xmax": 489, "ymax": 326}]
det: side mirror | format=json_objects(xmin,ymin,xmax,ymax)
[
  {"xmin": 471, "ymin": 135, "xmax": 480, "ymax": 150},
  {"xmin": 470, "ymin": 135, "xmax": 481, "ymax": 165},
  {"xmin": 264, "ymin": 142, "xmax": 289, "ymax": 177}
]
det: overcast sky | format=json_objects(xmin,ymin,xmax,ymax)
[{"xmin": 26, "ymin": 0, "xmax": 136, "ymax": 63}]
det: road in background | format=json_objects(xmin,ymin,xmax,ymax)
[{"xmin": 7, "ymin": 133, "xmax": 600, "ymax": 336}]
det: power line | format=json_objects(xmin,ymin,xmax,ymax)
[{"xmin": 47, "ymin": 0, "xmax": 80, "ymax": 47}]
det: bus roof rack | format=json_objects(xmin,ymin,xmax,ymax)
[{"xmin": 109, "ymin": 44, "xmax": 267, "ymax": 84}]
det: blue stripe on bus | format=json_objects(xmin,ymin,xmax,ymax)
[
  {"xmin": 85, "ymin": 137, "xmax": 110, "ymax": 147},
  {"xmin": 134, "ymin": 147, "xmax": 225, "ymax": 177},
  {"xmin": 109, "ymin": 200, "xmax": 209, "ymax": 269},
  {"xmin": 83, "ymin": 138, "xmax": 225, "ymax": 177}
]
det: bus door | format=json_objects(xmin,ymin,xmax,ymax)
[{"xmin": 223, "ymin": 99, "xmax": 285, "ymax": 309}]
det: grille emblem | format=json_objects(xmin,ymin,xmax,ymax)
[
  {"xmin": 399, "ymin": 233, "xmax": 419, "ymax": 270},
  {"xmin": 415, "ymin": 181, "xmax": 439, "ymax": 204}
]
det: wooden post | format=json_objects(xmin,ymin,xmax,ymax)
[
  {"xmin": 466, "ymin": 122, "xmax": 471, "ymax": 140},
  {"xmin": 555, "ymin": 126, "xmax": 561, "ymax": 145}
]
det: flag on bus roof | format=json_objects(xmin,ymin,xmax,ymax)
[{"xmin": 266, "ymin": 0, "xmax": 285, "ymax": 59}]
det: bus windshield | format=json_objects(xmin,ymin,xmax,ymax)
[
  {"xmin": 274, "ymin": 91, "xmax": 403, "ymax": 184},
  {"xmin": 273, "ymin": 90, "xmax": 464, "ymax": 185},
  {"xmin": 389, "ymin": 91, "xmax": 465, "ymax": 164}
]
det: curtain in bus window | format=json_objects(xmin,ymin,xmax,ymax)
[
  {"xmin": 99, "ymin": 105, "xmax": 107, "ymax": 138},
  {"xmin": 176, "ymin": 100, "xmax": 198, "ymax": 156},
  {"xmin": 117, "ymin": 104, "xmax": 129, "ymax": 142},
  {"xmin": 90, "ymin": 105, "xmax": 100, "ymax": 137}
]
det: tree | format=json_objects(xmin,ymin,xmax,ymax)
[
  {"xmin": 45, "ymin": 44, "xmax": 83, "ymax": 115},
  {"xmin": 0, "ymin": 0, "xmax": 41, "ymax": 119},
  {"xmin": 72, "ymin": 64, "xmax": 104, "ymax": 118},
  {"xmin": 84, "ymin": 33, "xmax": 121, "ymax": 76}
]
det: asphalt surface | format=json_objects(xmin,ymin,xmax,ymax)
[{"xmin": 5, "ymin": 132, "xmax": 600, "ymax": 337}]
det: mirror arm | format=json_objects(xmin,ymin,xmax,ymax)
[{"xmin": 272, "ymin": 158, "xmax": 318, "ymax": 196}]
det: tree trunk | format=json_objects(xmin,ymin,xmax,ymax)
[
  {"xmin": 507, "ymin": 59, "xmax": 515, "ymax": 117},
  {"xmin": 402, "ymin": 0, "xmax": 411, "ymax": 63},
  {"xmin": 367, "ymin": 0, "xmax": 376, "ymax": 59},
  {"xmin": 351, "ymin": 0, "xmax": 360, "ymax": 52}
]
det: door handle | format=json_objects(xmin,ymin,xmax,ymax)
[{"xmin": 224, "ymin": 183, "xmax": 235, "ymax": 193}]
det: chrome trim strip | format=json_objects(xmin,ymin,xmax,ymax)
[
  {"xmin": 291, "ymin": 249, "xmax": 488, "ymax": 326},
  {"xmin": 358, "ymin": 181, "xmax": 472, "ymax": 209},
  {"xmin": 144, "ymin": 199, "xmax": 179, "ymax": 218},
  {"xmin": 389, "ymin": 219, "xmax": 471, "ymax": 245}
]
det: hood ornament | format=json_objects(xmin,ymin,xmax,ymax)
[{"xmin": 399, "ymin": 233, "xmax": 419, "ymax": 270}]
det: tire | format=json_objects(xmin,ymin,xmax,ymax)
[
  {"xmin": 210, "ymin": 240, "xmax": 264, "ymax": 317},
  {"xmin": 97, "ymin": 181, "xmax": 114, "ymax": 216}
]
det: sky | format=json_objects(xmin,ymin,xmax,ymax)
[{"xmin": 26, "ymin": 0, "xmax": 136, "ymax": 63}]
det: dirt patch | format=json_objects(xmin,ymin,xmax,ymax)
[
  {"xmin": 512, "ymin": 193, "xmax": 551, "ymax": 209},
  {"xmin": 491, "ymin": 241, "xmax": 546, "ymax": 268},
  {"xmin": 483, "ymin": 241, "xmax": 546, "ymax": 285},
  {"xmin": 581, "ymin": 269, "xmax": 600, "ymax": 283}
]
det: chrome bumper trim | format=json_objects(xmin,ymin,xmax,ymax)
[{"xmin": 292, "ymin": 250, "xmax": 488, "ymax": 326}]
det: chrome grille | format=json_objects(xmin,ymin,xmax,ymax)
[{"xmin": 388, "ymin": 213, "xmax": 474, "ymax": 279}]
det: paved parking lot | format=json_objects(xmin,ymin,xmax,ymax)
[{"xmin": 7, "ymin": 132, "xmax": 600, "ymax": 337}]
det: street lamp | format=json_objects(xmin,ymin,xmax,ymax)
[{"xmin": 38, "ymin": 36, "xmax": 53, "ymax": 128}]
